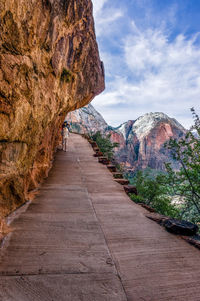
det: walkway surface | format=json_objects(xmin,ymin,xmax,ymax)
[{"xmin": 0, "ymin": 134, "xmax": 200, "ymax": 301}]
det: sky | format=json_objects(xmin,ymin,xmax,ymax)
[{"xmin": 91, "ymin": 0, "xmax": 200, "ymax": 129}]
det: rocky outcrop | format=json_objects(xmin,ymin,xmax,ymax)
[
  {"xmin": 0, "ymin": 0, "xmax": 104, "ymax": 216},
  {"xmin": 164, "ymin": 219, "xmax": 198, "ymax": 236},
  {"xmin": 67, "ymin": 106, "xmax": 186, "ymax": 173},
  {"xmin": 146, "ymin": 213, "xmax": 199, "ymax": 236},
  {"xmin": 66, "ymin": 103, "xmax": 107, "ymax": 134},
  {"xmin": 115, "ymin": 113, "xmax": 186, "ymax": 172}
]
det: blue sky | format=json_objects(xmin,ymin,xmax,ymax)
[{"xmin": 91, "ymin": 0, "xmax": 200, "ymax": 128}]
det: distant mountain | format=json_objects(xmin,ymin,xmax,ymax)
[
  {"xmin": 111, "ymin": 112, "xmax": 186, "ymax": 172},
  {"xmin": 66, "ymin": 105, "xmax": 187, "ymax": 173},
  {"xmin": 66, "ymin": 104, "xmax": 107, "ymax": 134}
]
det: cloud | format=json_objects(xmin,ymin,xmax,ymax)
[
  {"xmin": 93, "ymin": 26, "xmax": 200, "ymax": 128},
  {"xmin": 92, "ymin": 0, "xmax": 108, "ymax": 17},
  {"xmin": 92, "ymin": 0, "xmax": 124, "ymax": 37},
  {"xmin": 124, "ymin": 29, "xmax": 167, "ymax": 75},
  {"xmin": 91, "ymin": 0, "xmax": 200, "ymax": 129}
]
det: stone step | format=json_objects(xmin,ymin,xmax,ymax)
[
  {"xmin": 98, "ymin": 157, "xmax": 110, "ymax": 165},
  {"xmin": 124, "ymin": 185, "xmax": 138, "ymax": 195},
  {"xmin": 107, "ymin": 165, "xmax": 117, "ymax": 172},
  {"xmin": 93, "ymin": 151, "xmax": 103, "ymax": 157},
  {"xmin": 114, "ymin": 178, "xmax": 129, "ymax": 185},
  {"xmin": 90, "ymin": 141, "xmax": 98, "ymax": 148},
  {"xmin": 112, "ymin": 172, "xmax": 124, "ymax": 179},
  {"xmin": 93, "ymin": 146, "xmax": 100, "ymax": 152},
  {"xmin": 138, "ymin": 203, "xmax": 156, "ymax": 213}
]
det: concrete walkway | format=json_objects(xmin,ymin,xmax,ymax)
[{"xmin": 0, "ymin": 134, "xmax": 200, "ymax": 301}]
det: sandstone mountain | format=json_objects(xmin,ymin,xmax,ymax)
[
  {"xmin": 113, "ymin": 112, "xmax": 186, "ymax": 172},
  {"xmin": 0, "ymin": 0, "xmax": 104, "ymax": 216},
  {"xmin": 67, "ymin": 103, "xmax": 107, "ymax": 134},
  {"xmin": 67, "ymin": 105, "xmax": 186, "ymax": 173}
]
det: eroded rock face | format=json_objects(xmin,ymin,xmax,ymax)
[
  {"xmin": 0, "ymin": 0, "xmax": 104, "ymax": 215},
  {"xmin": 67, "ymin": 106, "xmax": 187, "ymax": 174},
  {"xmin": 116, "ymin": 113, "xmax": 186, "ymax": 172},
  {"xmin": 66, "ymin": 103, "xmax": 107, "ymax": 134}
]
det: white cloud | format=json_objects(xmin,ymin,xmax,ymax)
[
  {"xmin": 92, "ymin": 0, "xmax": 124, "ymax": 37},
  {"xmin": 93, "ymin": 26, "xmax": 200, "ymax": 129},
  {"xmin": 124, "ymin": 29, "xmax": 167, "ymax": 74},
  {"xmin": 92, "ymin": 0, "xmax": 108, "ymax": 18},
  {"xmin": 91, "ymin": 1, "xmax": 200, "ymax": 129}
]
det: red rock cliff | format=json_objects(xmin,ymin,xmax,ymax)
[
  {"xmin": 0, "ymin": 0, "xmax": 104, "ymax": 216},
  {"xmin": 67, "ymin": 106, "xmax": 187, "ymax": 174}
]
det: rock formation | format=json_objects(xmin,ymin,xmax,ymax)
[
  {"xmin": 114, "ymin": 112, "xmax": 186, "ymax": 172},
  {"xmin": 67, "ymin": 106, "xmax": 186, "ymax": 173},
  {"xmin": 0, "ymin": 0, "xmax": 104, "ymax": 216},
  {"xmin": 66, "ymin": 103, "xmax": 107, "ymax": 134}
]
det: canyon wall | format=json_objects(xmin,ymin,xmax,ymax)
[
  {"xmin": 67, "ymin": 105, "xmax": 186, "ymax": 174},
  {"xmin": 66, "ymin": 103, "xmax": 107, "ymax": 133},
  {"xmin": 113, "ymin": 113, "xmax": 186, "ymax": 172},
  {"xmin": 0, "ymin": 0, "xmax": 104, "ymax": 216}
]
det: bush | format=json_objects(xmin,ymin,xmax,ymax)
[
  {"xmin": 131, "ymin": 108, "xmax": 200, "ymax": 223},
  {"xmin": 60, "ymin": 68, "xmax": 73, "ymax": 83},
  {"xmin": 91, "ymin": 131, "xmax": 119, "ymax": 160},
  {"xmin": 130, "ymin": 170, "xmax": 179, "ymax": 218},
  {"xmin": 163, "ymin": 108, "xmax": 200, "ymax": 223}
]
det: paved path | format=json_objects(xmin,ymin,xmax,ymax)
[{"xmin": 1, "ymin": 134, "xmax": 200, "ymax": 301}]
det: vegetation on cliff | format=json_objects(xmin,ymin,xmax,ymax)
[
  {"xmin": 91, "ymin": 131, "xmax": 119, "ymax": 160},
  {"xmin": 67, "ymin": 105, "xmax": 187, "ymax": 173},
  {"xmin": 130, "ymin": 109, "xmax": 200, "ymax": 223},
  {"xmin": 130, "ymin": 171, "xmax": 179, "ymax": 218}
]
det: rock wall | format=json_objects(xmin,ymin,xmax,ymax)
[
  {"xmin": 0, "ymin": 0, "xmax": 104, "ymax": 216},
  {"xmin": 66, "ymin": 103, "xmax": 108, "ymax": 134},
  {"xmin": 114, "ymin": 113, "xmax": 186, "ymax": 172},
  {"xmin": 67, "ymin": 106, "xmax": 187, "ymax": 174}
]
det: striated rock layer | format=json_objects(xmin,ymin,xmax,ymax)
[
  {"xmin": 67, "ymin": 105, "xmax": 186, "ymax": 173},
  {"xmin": 66, "ymin": 103, "xmax": 107, "ymax": 134},
  {"xmin": 114, "ymin": 112, "xmax": 186, "ymax": 172},
  {"xmin": 0, "ymin": 0, "xmax": 104, "ymax": 215}
]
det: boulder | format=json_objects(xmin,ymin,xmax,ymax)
[{"xmin": 164, "ymin": 219, "xmax": 198, "ymax": 236}]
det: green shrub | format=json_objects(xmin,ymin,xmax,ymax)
[
  {"xmin": 163, "ymin": 108, "xmax": 200, "ymax": 223},
  {"xmin": 60, "ymin": 68, "xmax": 73, "ymax": 83},
  {"xmin": 130, "ymin": 170, "xmax": 179, "ymax": 218},
  {"xmin": 91, "ymin": 131, "xmax": 119, "ymax": 160},
  {"xmin": 130, "ymin": 108, "xmax": 200, "ymax": 223}
]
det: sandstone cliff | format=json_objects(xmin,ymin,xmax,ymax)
[
  {"xmin": 0, "ymin": 0, "xmax": 104, "ymax": 216},
  {"xmin": 66, "ymin": 103, "xmax": 107, "ymax": 133},
  {"xmin": 114, "ymin": 112, "xmax": 186, "ymax": 172},
  {"xmin": 67, "ymin": 106, "xmax": 186, "ymax": 173}
]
